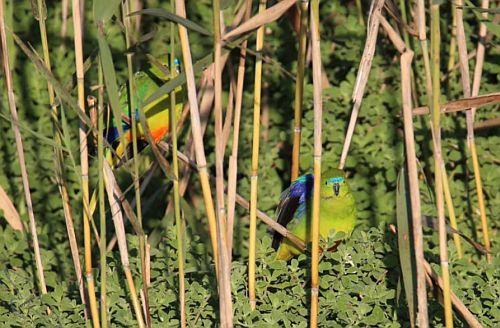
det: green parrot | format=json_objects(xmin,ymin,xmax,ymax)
[
  {"xmin": 272, "ymin": 168, "xmax": 357, "ymax": 260},
  {"xmin": 105, "ymin": 57, "xmax": 185, "ymax": 167}
]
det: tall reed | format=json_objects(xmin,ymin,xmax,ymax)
[{"xmin": 248, "ymin": 0, "xmax": 267, "ymax": 311}]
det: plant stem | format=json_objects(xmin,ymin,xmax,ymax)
[
  {"xmin": 248, "ymin": 0, "xmax": 267, "ymax": 312},
  {"xmin": 291, "ymin": 0, "xmax": 308, "ymax": 181},
  {"xmin": 97, "ymin": 60, "xmax": 108, "ymax": 328},
  {"xmin": 0, "ymin": 0, "xmax": 48, "ymax": 305},
  {"xmin": 430, "ymin": 3, "xmax": 453, "ymax": 327},
  {"xmin": 71, "ymin": 0, "xmax": 100, "ymax": 325},
  {"xmin": 34, "ymin": 0, "xmax": 87, "ymax": 318},
  {"xmin": 309, "ymin": 0, "xmax": 322, "ymax": 326}
]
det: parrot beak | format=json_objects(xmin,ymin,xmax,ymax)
[{"xmin": 333, "ymin": 183, "xmax": 340, "ymax": 196}]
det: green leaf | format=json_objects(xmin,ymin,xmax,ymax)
[
  {"xmin": 93, "ymin": 0, "xmax": 121, "ymax": 22},
  {"xmin": 132, "ymin": 8, "xmax": 211, "ymax": 36}
]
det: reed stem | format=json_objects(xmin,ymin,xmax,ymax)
[
  {"xmin": 309, "ymin": 0, "xmax": 322, "ymax": 326},
  {"xmin": 291, "ymin": 0, "xmax": 308, "ymax": 181},
  {"xmin": 226, "ymin": 0, "xmax": 252, "ymax": 262},
  {"xmin": 71, "ymin": 0, "xmax": 100, "ymax": 325},
  {"xmin": 430, "ymin": 3, "xmax": 453, "ymax": 326},
  {"xmin": 0, "ymin": 0, "xmax": 48, "ymax": 304},
  {"xmin": 248, "ymin": 0, "xmax": 267, "ymax": 311},
  {"xmin": 34, "ymin": 0, "xmax": 87, "ymax": 318}
]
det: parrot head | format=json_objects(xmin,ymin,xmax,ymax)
[{"xmin": 320, "ymin": 168, "xmax": 350, "ymax": 199}]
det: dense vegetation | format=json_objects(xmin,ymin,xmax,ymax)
[{"xmin": 0, "ymin": 0, "xmax": 498, "ymax": 326}]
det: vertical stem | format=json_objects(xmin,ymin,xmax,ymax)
[
  {"xmin": 0, "ymin": 0, "xmax": 48, "ymax": 300},
  {"xmin": 400, "ymin": 50, "xmax": 429, "ymax": 328},
  {"xmin": 454, "ymin": 0, "xmax": 491, "ymax": 263},
  {"xmin": 291, "ymin": 0, "xmax": 309, "ymax": 181},
  {"xmin": 97, "ymin": 60, "xmax": 108, "ymax": 328},
  {"xmin": 416, "ymin": 0, "xmax": 433, "ymax": 109},
  {"xmin": 309, "ymin": 0, "xmax": 322, "ymax": 326},
  {"xmin": 168, "ymin": 9, "xmax": 186, "ymax": 326},
  {"xmin": 34, "ymin": 0, "xmax": 87, "ymax": 318},
  {"xmin": 71, "ymin": 0, "xmax": 100, "ymax": 326},
  {"xmin": 175, "ymin": 0, "xmax": 221, "ymax": 318},
  {"xmin": 430, "ymin": 4, "xmax": 453, "ymax": 327},
  {"xmin": 248, "ymin": 0, "xmax": 267, "ymax": 311},
  {"xmin": 122, "ymin": 0, "xmax": 151, "ymax": 324},
  {"xmin": 441, "ymin": 167, "xmax": 463, "ymax": 258},
  {"xmin": 213, "ymin": 1, "xmax": 233, "ymax": 326},
  {"xmin": 227, "ymin": 0, "xmax": 252, "ymax": 264},
  {"xmin": 470, "ymin": 0, "xmax": 491, "ymax": 263}
]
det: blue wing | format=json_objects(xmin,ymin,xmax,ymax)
[{"xmin": 272, "ymin": 173, "xmax": 313, "ymax": 250}]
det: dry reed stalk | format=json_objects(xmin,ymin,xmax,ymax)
[
  {"xmin": 471, "ymin": 0, "xmax": 489, "ymax": 107},
  {"xmin": 122, "ymin": 1, "xmax": 151, "ymax": 324},
  {"xmin": 168, "ymin": 11, "xmax": 186, "ymax": 325},
  {"xmin": 227, "ymin": 0, "xmax": 252, "ymax": 262},
  {"xmin": 213, "ymin": 0, "xmax": 233, "ymax": 325},
  {"xmin": 34, "ymin": 0, "xmax": 88, "ymax": 318},
  {"xmin": 0, "ymin": 0, "xmax": 48, "ymax": 300},
  {"xmin": 470, "ymin": 0, "xmax": 492, "ymax": 263},
  {"xmin": 400, "ymin": 49, "xmax": 429, "ymax": 328},
  {"xmin": 446, "ymin": 5, "xmax": 457, "ymax": 97},
  {"xmin": 441, "ymin": 167, "xmax": 463, "ymax": 258},
  {"xmin": 423, "ymin": 261, "xmax": 482, "ymax": 328},
  {"xmin": 103, "ymin": 163, "xmax": 145, "ymax": 328},
  {"xmin": 97, "ymin": 61, "xmax": 108, "ymax": 328},
  {"xmin": 175, "ymin": 1, "xmax": 222, "ymax": 320},
  {"xmin": 474, "ymin": 117, "xmax": 500, "ymax": 130},
  {"xmin": 71, "ymin": 0, "xmax": 100, "ymax": 325},
  {"xmin": 309, "ymin": 0, "xmax": 323, "ymax": 326},
  {"xmin": 416, "ymin": 0, "xmax": 432, "ymax": 109},
  {"xmin": 223, "ymin": 0, "xmax": 295, "ymax": 41},
  {"xmin": 454, "ymin": 0, "xmax": 491, "ymax": 263},
  {"xmin": 339, "ymin": 0, "xmax": 385, "ymax": 170},
  {"xmin": 412, "ymin": 92, "xmax": 500, "ymax": 116},
  {"xmin": 290, "ymin": 0, "xmax": 309, "ymax": 181},
  {"xmin": 0, "ymin": 185, "xmax": 24, "ymax": 231},
  {"xmin": 248, "ymin": 0, "xmax": 267, "ymax": 311},
  {"xmin": 430, "ymin": 4, "xmax": 453, "ymax": 326}
]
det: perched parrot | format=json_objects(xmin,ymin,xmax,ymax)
[
  {"xmin": 272, "ymin": 168, "xmax": 357, "ymax": 260},
  {"xmin": 105, "ymin": 58, "xmax": 185, "ymax": 167}
]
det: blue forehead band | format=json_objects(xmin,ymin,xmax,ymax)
[
  {"xmin": 174, "ymin": 58, "xmax": 181, "ymax": 65},
  {"xmin": 327, "ymin": 177, "xmax": 344, "ymax": 184}
]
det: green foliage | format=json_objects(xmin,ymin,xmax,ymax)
[{"xmin": 0, "ymin": 0, "xmax": 499, "ymax": 326}]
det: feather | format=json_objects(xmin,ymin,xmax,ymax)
[{"xmin": 272, "ymin": 174, "xmax": 313, "ymax": 250}]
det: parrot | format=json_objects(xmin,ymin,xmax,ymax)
[
  {"xmin": 272, "ymin": 168, "xmax": 357, "ymax": 261},
  {"xmin": 105, "ymin": 57, "xmax": 185, "ymax": 167}
]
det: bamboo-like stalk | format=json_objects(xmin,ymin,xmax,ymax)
[
  {"xmin": 469, "ymin": 0, "xmax": 491, "ymax": 263},
  {"xmin": 248, "ymin": 0, "xmax": 267, "ymax": 311},
  {"xmin": 175, "ymin": 0, "xmax": 222, "ymax": 312},
  {"xmin": 103, "ymin": 163, "xmax": 145, "ymax": 328},
  {"xmin": 430, "ymin": 4, "xmax": 453, "ymax": 327},
  {"xmin": 412, "ymin": 92, "xmax": 500, "ymax": 116},
  {"xmin": 400, "ymin": 49, "xmax": 429, "ymax": 328},
  {"xmin": 34, "ymin": 0, "xmax": 87, "ymax": 318},
  {"xmin": 441, "ymin": 167, "xmax": 463, "ymax": 258},
  {"xmin": 97, "ymin": 60, "xmax": 108, "ymax": 328},
  {"xmin": 227, "ymin": 0, "xmax": 252, "ymax": 262},
  {"xmin": 212, "ymin": 0, "xmax": 233, "ymax": 325},
  {"xmin": 416, "ymin": 0, "xmax": 433, "ymax": 110},
  {"xmin": 71, "ymin": 0, "xmax": 100, "ymax": 325},
  {"xmin": 446, "ymin": 5, "xmax": 457, "ymax": 98},
  {"xmin": 0, "ymin": 0, "xmax": 48, "ymax": 301},
  {"xmin": 339, "ymin": 0, "xmax": 384, "ymax": 170},
  {"xmin": 168, "ymin": 4, "xmax": 186, "ymax": 326},
  {"xmin": 290, "ymin": 0, "xmax": 308, "ymax": 181},
  {"xmin": 309, "ymin": 0, "xmax": 324, "ymax": 326},
  {"xmin": 122, "ymin": 1, "xmax": 151, "ymax": 325}
]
